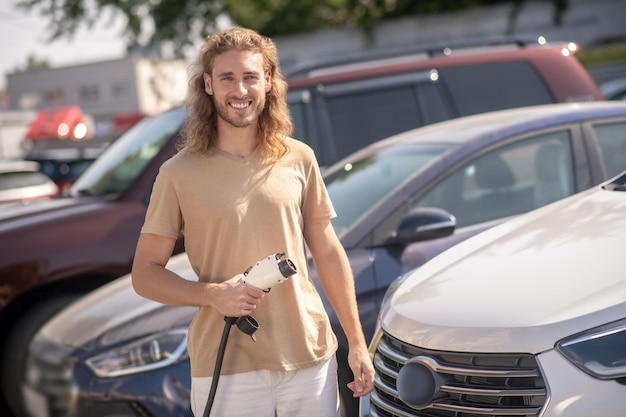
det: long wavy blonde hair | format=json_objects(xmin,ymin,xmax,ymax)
[{"xmin": 180, "ymin": 27, "xmax": 292, "ymax": 161}]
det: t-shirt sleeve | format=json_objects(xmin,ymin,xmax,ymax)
[
  {"xmin": 141, "ymin": 167, "xmax": 183, "ymax": 239},
  {"xmin": 301, "ymin": 148, "xmax": 337, "ymax": 224}
]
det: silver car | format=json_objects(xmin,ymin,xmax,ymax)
[
  {"xmin": 0, "ymin": 160, "xmax": 58, "ymax": 203},
  {"xmin": 365, "ymin": 170, "xmax": 626, "ymax": 417}
]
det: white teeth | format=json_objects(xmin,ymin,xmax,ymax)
[{"xmin": 231, "ymin": 102, "xmax": 249, "ymax": 109}]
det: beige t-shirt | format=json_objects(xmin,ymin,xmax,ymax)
[{"xmin": 141, "ymin": 138, "xmax": 339, "ymax": 376}]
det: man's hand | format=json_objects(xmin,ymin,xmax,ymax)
[
  {"xmin": 346, "ymin": 345, "xmax": 375, "ymax": 397},
  {"xmin": 211, "ymin": 275, "xmax": 266, "ymax": 317}
]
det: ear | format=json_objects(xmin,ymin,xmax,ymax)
[
  {"xmin": 203, "ymin": 72, "xmax": 213, "ymax": 95},
  {"xmin": 265, "ymin": 70, "xmax": 271, "ymax": 93}
]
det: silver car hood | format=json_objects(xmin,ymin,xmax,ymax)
[
  {"xmin": 39, "ymin": 253, "xmax": 196, "ymax": 347},
  {"xmin": 381, "ymin": 185, "xmax": 626, "ymax": 353}
]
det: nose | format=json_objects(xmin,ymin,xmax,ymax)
[{"xmin": 233, "ymin": 79, "xmax": 248, "ymax": 95}]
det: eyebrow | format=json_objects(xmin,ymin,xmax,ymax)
[{"xmin": 215, "ymin": 70, "xmax": 261, "ymax": 78}]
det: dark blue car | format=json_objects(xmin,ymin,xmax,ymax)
[{"xmin": 23, "ymin": 101, "xmax": 626, "ymax": 417}]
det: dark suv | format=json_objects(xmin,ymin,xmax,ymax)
[
  {"xmin": 286, "ymin": 39, "xmax": 602, "ymax": 166},
  {"xmin": 0, "ymin": 39, "xmax": 602, "ymax": 417}
]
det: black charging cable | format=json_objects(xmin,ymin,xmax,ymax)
[{"xmin": 202, "ymin": 315, "xmax": 259, "ymax": 417}]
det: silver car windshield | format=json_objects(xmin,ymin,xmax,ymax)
[
  {"xmin": 324, "ymin": 145, "xmax": 448, "ymax": 238},
  {"xmin": 70, "ymin": 107, "xmax": 185, "ymax": 197}
]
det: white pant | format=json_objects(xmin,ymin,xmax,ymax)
[{"xmin": 191, "ymin": 356, "xmax": 340, "ymax": 417}]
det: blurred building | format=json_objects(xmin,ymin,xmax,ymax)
[{"xmin": 5, "ymin": 56, "xmax": 188, "ymax": 137}]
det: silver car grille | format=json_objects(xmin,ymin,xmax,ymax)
[{"xmin": 370, "ymin": 332, "xmax": 547, "ymax": 417}]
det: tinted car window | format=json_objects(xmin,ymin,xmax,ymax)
[
  {"xmin": 325, "ymin": 144, "xmax": 449, "ymax": 237},
  {"xmin": 287, "ymin": 90, "xmax": 310, "ymax": 145},
  {"xmin": 289, "ymin": 101, "xmax": 307, "ymax": 144},
  {"xmin": 440, "ymin": 61, "xmax": 554, "ymax": 116},
  {"xmin": 415, "ymin": 130, "xmax": 575, "ymax": 227},
  {"xmin": 288, "ymin": 77, "xmax": 451, "ymax": 166},
  {"xmin": 591, "ymin": 122, "xmax": 626, "ymax": 179},
  {"xmin": 325, "ymin": 85, "xmax": 421, "ymax": 159},
  {"xmin": 320, "ymin": 72, "xmax": 434, "ymax": 161}
]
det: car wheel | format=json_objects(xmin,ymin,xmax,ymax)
[
  {"xmin": 0, "ymin": 295, "xmax": 80, "ymax": 417},
  {"xmin": 337, "ymin": 346, "xmax": 359, "ymax": 417}
]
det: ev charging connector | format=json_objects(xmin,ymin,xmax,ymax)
[{"xmin": 203, "ymin": 253, "xmax": 297, "ymax": 417}]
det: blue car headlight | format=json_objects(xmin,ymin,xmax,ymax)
[
  {"xmin": 86, "ymin": 329, "xmax": 188, "ymax": 378},
  {"xmin": 556, "ymin": 318, "xmax": 626, "ymax": 380}
]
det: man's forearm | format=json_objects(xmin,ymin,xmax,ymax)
[{"xmin": 314, "ymin": 249, "xmax": 366, "ymax": 347}]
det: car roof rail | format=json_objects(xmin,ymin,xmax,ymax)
[{"xmin": 285, "ymin": 34, "xmax": 548, "ymax": 79}]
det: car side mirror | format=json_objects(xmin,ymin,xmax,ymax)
[{"xmin": 387, "ymin": 207, "xmax": 456, "ymax": 246}]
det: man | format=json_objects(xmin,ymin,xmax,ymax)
[{"xmin": 131, "ymin": 26, "xmax": 374, "ymax": 417}]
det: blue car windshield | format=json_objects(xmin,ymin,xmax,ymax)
[
  {"xmin": 70, "ymin": 107, "xmax": 185, "ymax": 197},
  {"xmin": 324, "ymin": 145, "xmax": 447, "ymax": 238}
]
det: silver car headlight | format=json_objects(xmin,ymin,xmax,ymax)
[
  {"xmin": 86, "ymin": 329, "xmax": 188, "ymax": 378},
  {"xmin": 556, "ymin": 318, "xmax": 626, "ymax": 380},
  {"xmin": 380, "ymin": 270, "xmax": 414, "ymax": 314},
  {"xmin": 369, "ymin": 270, "xmax": 416, "ymax": 354}
]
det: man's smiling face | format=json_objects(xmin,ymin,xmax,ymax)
[{"xmin": 204, "ymin": 50, "xmax": 271, "ymax": 129}]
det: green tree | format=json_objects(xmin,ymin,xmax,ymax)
[
  {"xmin": 14, "ymin": 54, "xmax": 50, "ymax": 72},
  {"xmin": 15, "ymin": 0, "xmax": 568, "ymax": 56}
]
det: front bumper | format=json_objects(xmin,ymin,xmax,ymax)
[
  {"xmin": 535, "ymin": 349, "xmax": 626, "ymax": 417},
  {"xmin": 360, "ymin": 331, "xmax": 626, "ymax": 417}
]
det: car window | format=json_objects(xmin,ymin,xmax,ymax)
[
  {"xmin": 289, "ymin": 101, "xmax": 307, "ymax": 144},
  {"xmin": 325, "ymin": 85, "xmax": 421, "ymax": 160},
  {"xmin": 287, "ymin": 90, "xmax": 310, "ymax": 145},
  {"xmin": 414, "ymin": 130, "xmax": 575, "ymax": 227},
  {"xmin": 289, "ymin": 76, "xmax": 453, "ymax": 167},
  {"xmin": 590, "ymin": 121, "xmax": 626, "ymax": 179},
  {"xmin": 600, "ymin": 78, "xmax": 626, "ymax": 101},
  {"xmin": 439, "ymin": 61, "xmax": 554, "ymax": 116},
  {"xmin": 320, "ymin": 72, "xmax": 435, "ymax": 161},
  {"xmin": 324, "ymin": 144, "xmax": 449, "ymax": 238}
]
